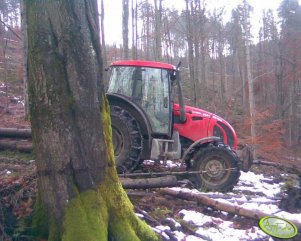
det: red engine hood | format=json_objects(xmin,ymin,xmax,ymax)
[{"xmin": 173, "ymin": 103, "xmax": 238, "ymax": 148}]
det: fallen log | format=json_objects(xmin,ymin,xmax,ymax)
[
  {"xmin": 0, "ymin": 139, "xmax": 32, "ymax": 152},
  {"xmin": 0, "ymin": 128, "xmax": 31, "ymax": 138},
  {"xmin": 121, "ymin": 175, "xmax": 178, "ymax": 189},
  {"xmin": 160, "ymin": 188, "xmax": 301, "ymax": 229}
]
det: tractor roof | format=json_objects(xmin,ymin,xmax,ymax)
[{"xmin": 111, "ymin": 60, "xmax": 176, "ymax": 70}]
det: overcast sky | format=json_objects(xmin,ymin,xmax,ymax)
[{"xmin": 101, "ymin": 0, "xmax": 299, "ymax": 44}]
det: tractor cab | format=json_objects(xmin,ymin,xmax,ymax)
[{"xmin": 107, "ymin": 60, "xmax": 175, "ymax": 138}]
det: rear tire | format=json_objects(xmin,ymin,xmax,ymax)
[
  {"xmin": 189, "ymin": 145, "xmax": 240, "ymax": 192},
  {"xmin": 110, "ymin": 105, "xmax": 143, "ymax": 173}
]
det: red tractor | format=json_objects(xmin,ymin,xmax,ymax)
[{"xmin": 107, "ymin": 60, "xmax": 252, "ymax": 192}]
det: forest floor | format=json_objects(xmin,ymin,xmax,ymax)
[
  {"xmin": 1, "ymin": 151, "xmax": 301, "ymax": 240},
  {"xmin": 0, "ymin": 97, "xmax": 301, "ymax": 241}
]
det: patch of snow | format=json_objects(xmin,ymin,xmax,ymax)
[
  {"xmin": 143, "ymin": 160, "xmax": 155, "ymax": 165},
  {"xmin": 179, "ymin": 210, "xmax": 273, "ymax": 241},
  {"xmin": 234, "ymin": 171, "xmax": 283, "ymax": 198},
  {"xmin": 152, "ymin": 226, "xmax": 171, "ymax": 240},
  {"xmin": 166, "ymin": 160, "xmax": 182, "ymax": 168},
  {"xmin": 173, "ymin": 231, "xmax": 207, "ymax": 241},
  {"xmin": 165, "ymin": 217, "xmax": 181, "ymax": 228},
  {"xmin": 135, "ymin": 213, "xmax": 144, "ymax": 218},
  {"xmin": 18, "ymin": 100, "xmax": 25, "ymax": 106},
  {"xmin": 240, "ymin": 202, "xmax": 280, "ymax": 214},
  {"xmin": 155, "ymin": 225, "xmax": 171, "ymax": 231},
  {"xmin": 180, "ymin": 210, "xmax": 213, "ymax": 226},
  {"xmin": 276, "ymin": 211, "xmax": 301, "ymax": 224}
]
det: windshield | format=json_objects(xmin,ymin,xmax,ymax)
[{"xmin": 108, "ymin": 66, "xmax": 171, "ymax": 134}]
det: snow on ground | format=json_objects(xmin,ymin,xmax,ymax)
[
  {"xmin": 149, "ymin": 171, "xmax": 301, "ymax": 240},
  {"xmin": 177, "ymin": 210, "xmax": 272, "ymax": 241}
]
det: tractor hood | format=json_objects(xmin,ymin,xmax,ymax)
[
  {"xmin": 174, "ymin": 104, "xmax": 214, "ymax": 119},
  {"xmin": 173, "ymin": 103, "xmax": 238, "ymax": 149}
]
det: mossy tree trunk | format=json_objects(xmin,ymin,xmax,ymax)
[{"xmin": 25, "ymin": 0, "xmax": 159, "ymax": 240}]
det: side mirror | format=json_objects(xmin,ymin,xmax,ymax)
[{"xmin": 170, "ymin": 70, "xmax": 176, "ymax": 80}]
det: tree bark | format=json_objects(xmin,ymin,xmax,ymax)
[{"xmin": 25, "ymin": 1, "xmax": 158, "ymax": 240}]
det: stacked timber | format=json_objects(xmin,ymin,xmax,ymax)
[{"xmin": 0, "ymin": 128, "xmax": 32, "ymax": 152}]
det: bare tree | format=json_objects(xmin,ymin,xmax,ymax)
[
  {"xmin": 242, "ymin": 0, "xmax": 256, "ymax": 157},
  {"xmin": 21, "ymin": 0, "xmax": 29, "ymax": 117},
  {"xmin": 153, "ymin": 0, "xmax": 162, "ymax": 61},
  {"xmin": 122, "ymin": 0, "xmax": 129, "ymax": 59},
  {"xmin": 185, "ymin": 0, "xmax": 197, "ymax": 106}
]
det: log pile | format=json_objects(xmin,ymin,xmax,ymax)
[
  {"xmin": 0, "ymin": 127, "xmax": 32, "ymax": 152},
  {"xmin": 0, "ymin": 128, "xmax": 31, "ymax": 138}
]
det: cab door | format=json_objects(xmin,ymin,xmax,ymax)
[{"xmin": 140, "ymin": 67, "xmax": 172, "ymax": 137}]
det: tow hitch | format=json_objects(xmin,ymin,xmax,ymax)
[{"xmin": 236, "ymin": 144, "xmax": 254, "ymax": 172}]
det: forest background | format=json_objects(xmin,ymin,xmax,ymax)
[{"xmin": 0, "ymin": 0, "xmax": 300, "ymax": 168}]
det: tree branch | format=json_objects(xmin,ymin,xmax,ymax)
[{"xmin": 0, "ymin": 19, "xmax": 22, "ymax": 41}]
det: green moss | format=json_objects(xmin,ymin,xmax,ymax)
[
  {"xmin": 98, "ymin": 171, "xmax": 159, "ymax": 241},
  {"xmin": 150, "ymin": 207, "xmax": 172, "ymax": 220},
  {"xmin": 48, "ymin": 217, "xmax": 61, "ymax": 241},
  {"xmin": 29, "ymin": 195, "xmax": 49, "ymax": 239},
  {"xmin": 62, "ymin": 189, "xmax": 108, "ymax": 241},
  {"xmin": 102, "ymin": 95, "xmax": 115, "ymax": 163},
  {"xmin": 62, "ymin": 181, "xmax": 159, "ymax": 241}
]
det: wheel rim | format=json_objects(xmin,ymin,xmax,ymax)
[
  {"xmin": 112, "ymin": 126, "xmax": 124, "ymax": 157},
  {"xmin": 200, "ymin": 157, "xmax": 230, "ymax": 185}
]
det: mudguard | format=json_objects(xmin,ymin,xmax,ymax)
[
  {"xmin": 106, "ymin": 93, "xmax": 152, "ymax": 159},
  {"xmin": 181, "ymin": 136, "xmax": 220, "ymax": 165}
]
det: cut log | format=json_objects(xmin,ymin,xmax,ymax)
[
  {"xmin": 0, "ymin": 128, "xmax": 31, "ymax": 138},
  {"xmin": 121, "ymin": 175, "xmax": 178, "ymax": 189},
  {"xmin": 160, "ymin": 188, "xmax": 301, "ymax": 229},
  {"xmin": 0, "ymin": 139, "xmax": 32, "ymax": 152}
]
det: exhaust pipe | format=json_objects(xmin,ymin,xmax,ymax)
[{"xmin": 176, "ymin": 61, "xmax": 186, "ymax": 123}]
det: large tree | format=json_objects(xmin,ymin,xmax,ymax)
[{"xmin": 25, "ymin": 0, "xmax": 158, "ymax": 240}]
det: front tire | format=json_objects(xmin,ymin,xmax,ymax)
[
  {"xmin": 189, "ymin": 145, "xmax": 240, "ymax": 192},
  {"xmin": 110, "ymin": 105, "xmax": 143, "ymax": 173}
]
